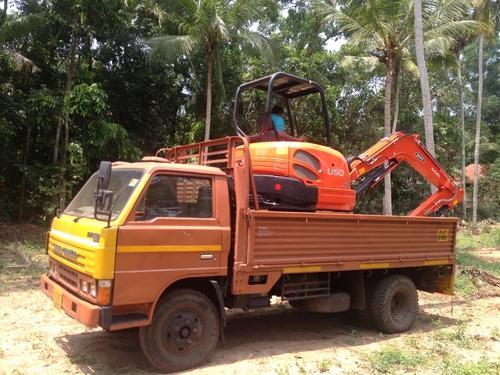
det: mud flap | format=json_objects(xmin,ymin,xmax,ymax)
[{"xmin": 210, "ymin": 280, "xmax": 227, "ymax": 343}]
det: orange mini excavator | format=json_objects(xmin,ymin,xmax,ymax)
[{"xmin": 233, "ymin": 72, "xmax": 463, "ymax": 216}]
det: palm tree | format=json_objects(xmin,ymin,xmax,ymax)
[
  {"xmin": 314, "ymin": 0, "xmax": 413, "ymax": 215},
  {"xmin": 148, "ymin": 0, "xmax": 275, "ymax": 141},
  {"xmin": 414, "ymin": 0, "xmax": 435, "ymax": 158},
  {"xmin": 314, "ymin": 0, "xmax": 488, "ymax": 215},
  {"xmin": 471, "ymin": 0, "xmax": 497, "ymax": 232},
  {"xmin": 455, "ymin": 48, "xmax": 467, "ymax": 217},
  {"xmin": 472, "ymin": 31, "xmax": 484, "ymax": 231}
]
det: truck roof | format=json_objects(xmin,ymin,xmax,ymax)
[{"xmin": 111, "ymin": 160, "xmax": 227, "ymax": 176}]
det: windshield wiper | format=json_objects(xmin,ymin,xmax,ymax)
[{"xmin": 73, "ymin": 213, "xmax": 94, "ymax": 222}]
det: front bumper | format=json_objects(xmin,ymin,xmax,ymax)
[{"xmin": 40, "ymin": 274, "xmax": 111, "ymax": 329}]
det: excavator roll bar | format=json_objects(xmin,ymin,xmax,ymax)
[{"xmin": 348, "ymin": 132, "xmax": 463, "ymax": 216}]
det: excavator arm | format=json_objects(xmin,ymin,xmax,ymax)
[{"xmin": 348, "ymin": 132, "xmax": 463, "ymax": 216}]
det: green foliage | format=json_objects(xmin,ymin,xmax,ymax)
[
  {"xmin": 0, "ymin": 0, "xmax": 498, "ymax": 222},
  {"xmin": 368, "ymin": 346, "xmax": 426, "ymax": 373},
  {"xmin": 441, "ymin": 357, "xmax": 499, "ymax": 375},
  {"xmin": 457, "ymin": 226, "xmax": 500, "ymax": 251},
  {"xmin": 454, "ymin": 226, "xmax": 500, "ymax": 296},
  {"xmin": 457, "ymin": 251, "xmax": 500, "ymax": 276},
  {"xmin": 65, "ymin": 83, "xmax": 108, "ymax": 117}
]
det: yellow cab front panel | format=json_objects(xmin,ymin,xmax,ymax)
[{"xmin": 48, "ymin": 215, "xmax": 118, "ymax": 280}]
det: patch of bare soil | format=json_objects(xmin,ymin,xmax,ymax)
[
  {"xmin": 474, "ymin": 248, "xmax": 500, "ymax": 262},
  {"xmin": 0, "ymin": 284, "xmax": 499, "ymax": 375},
  {"xmin": 0, "ymin": 223, "xmax": 47, "ymax": 245}
]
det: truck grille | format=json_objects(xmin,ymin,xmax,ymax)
[
  {"xmin": 56, "ymin": 262, "xmax": 79, "ymax": 288},
  {"xmin": 49, "ymin": 258, "xmax": 96, "ymax": 303}
]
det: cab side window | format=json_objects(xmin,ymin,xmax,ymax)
[{"xmin": 135, "ymin": 175, "xmax": 212, "ymax": 220}]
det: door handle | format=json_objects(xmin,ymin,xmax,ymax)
[{"xmin": 200, "ymin": 254, "xmax": 215, "ymax": 260}]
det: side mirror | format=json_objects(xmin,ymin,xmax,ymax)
[
  {"xmin": 94, "ymin": 161, "xmax": 113, "ymax": 225},
  {"xmin": 98, "ymin": 161, "xmax": 112, "ymax": 189}
]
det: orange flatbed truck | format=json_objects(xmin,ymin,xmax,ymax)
[
  {"xmin": 40, "ymin": 73, "xmax": 460, "ymax": 372},
  {"xmin": 41, "ymin": 136, "xmax": 457, "ymax": 373}
]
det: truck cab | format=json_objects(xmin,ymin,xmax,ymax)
[{"xmin": 42, "ymin": 160, "xmax": 231, "ymax": 331}]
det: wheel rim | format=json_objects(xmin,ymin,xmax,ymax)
[
  {"xmin": 390, "ymin": 290, "xmax": 410, "ymax": 322},
  {"xmin": 162, "ymin": 310, "xmax": 202, "ymax": 355}
]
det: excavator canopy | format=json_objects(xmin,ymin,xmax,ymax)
[{"xmin": 232, "ymin": 72, "xmax": 331, "ymax": 145}]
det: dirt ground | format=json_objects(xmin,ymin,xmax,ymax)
[{"xmin": 0, "ymin": 225, "xmax": 499, "ymax": 374}]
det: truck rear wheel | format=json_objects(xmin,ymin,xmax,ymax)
[
  {"xmin": 139, "ymin": 289, "xmax": 220, "ymax": 373},
  {"xmin": 370, "ymin": 275, "xmax": 418, "ymax": 334}
]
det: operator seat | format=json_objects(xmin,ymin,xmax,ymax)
[
  {"xmin": 247, "ymin": 115, "xmax": 278, "ymax": 143},
  {"xmin": 247, "ymin": 114, "xmax": 306, "ymax": 143}
]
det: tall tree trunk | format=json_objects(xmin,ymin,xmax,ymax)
[
  {"xmin": 1, "ymin": 0, "xmax": 7, "ymax": 23},
  {"xmin": 392, "ymin": 68, "xmax": 401, "ymax": 133},
  {"xmin": 472, "ymin": 33, "xmax": 484, "ymax": 233},
  {"xmin": 383, "ymin": 59, "xmax": 393, "ymax": 216},
  {"xmin": 414, "ymin": 0, "xmax": 436, "ymax": 196},
  {"xmin": 53, "ymin": 118, "xmax": 61, "ymax": 163},
  {"xmin": 204, "ymin": 49, "xmax": 213, "ymax": 141},
  {"xmin": 58, "ymin": 24, "xmax": 78, "ymax": 209},
  {"xmin": 18, "ymin": 122, "xmax": 31, "ymax": 221},
  {"xmin": 457, "ymin": 53, "xmax": 467, "ymax": 219}
]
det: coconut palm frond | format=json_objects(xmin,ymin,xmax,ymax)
[
  {"xmin": 211, "ymin": 12, "xmax": 229, "ymax": 41},
  {"xmin": 424, "ymin": 35, "xmax": 455, "ymax": 55},
  {"xmin": 402, "ymin": 56, "xmax": 419, "ymax": 78},
  {"xmin": 340, "ymin": 55, "xmax": 379, "ymax": 71},
  {"xmin": 228, "ymin": 0, "xmax": 263, "ymax": 24},
  {"xmin": 426, "ymin": 52, "xmax": 458, "ymax": 70},
  {"xmin": 147, "ymin": 35, "xmax": 198, "ymax": 63},
  {"xmin": 426, "ymin": 20, "xmax": 492, "ymax": 41},
  {"xmin": 240, "ymin": 31, "xmax": 277, "ymax": 63}
]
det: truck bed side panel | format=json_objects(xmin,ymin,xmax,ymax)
[{"xmin": 233, "ymin": 211, "xmax": 457, "ymax": 288}]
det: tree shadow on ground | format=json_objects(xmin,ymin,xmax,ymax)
[{"xmin": 54, "ymin": 300, "xmax": 462, "ymax": 374}]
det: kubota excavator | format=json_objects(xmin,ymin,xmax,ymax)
[{"xmin": 233, "ymin": 72, "xmax": 463, "ymax": 215}]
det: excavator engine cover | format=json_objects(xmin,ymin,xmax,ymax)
[{"xmin": 238, "ymin": 142, "xmax": 356, "ymax": 211}]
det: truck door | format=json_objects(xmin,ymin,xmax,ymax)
[{"xmin": 113, "ymin": 172, "xmax": 226, "ymax": 306}]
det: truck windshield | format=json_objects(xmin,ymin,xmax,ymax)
[{"xmin": 65, "ymin": 169, "xmax": 144, "ymax": 220}]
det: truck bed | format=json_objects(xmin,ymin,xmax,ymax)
[
  {"xmin": 235, "ymin": 210, "xmax": 457, "ymax": 276},
  {"xmin": 250, "ymin": 210, "xmax": 456, "ymax": 268}
]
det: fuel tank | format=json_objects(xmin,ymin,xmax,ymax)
[{"xmin": 238, "ymin": 142, "xmax": 356, "ymax": 212}]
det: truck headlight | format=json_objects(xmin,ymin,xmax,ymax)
[
  {"xmin": 80, "ymin": 280, "xmax": 89, "ymax": 294},
  {"xmin": 89, "ymin": 283, "xmax": 97, "ymax": 298}
]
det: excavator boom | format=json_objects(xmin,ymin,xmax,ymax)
[{"xmin": 349, "ymin": 132, "xmax": 463, "ymax": 216}]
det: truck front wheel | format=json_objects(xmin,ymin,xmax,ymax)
[
  {"xmin": 370, "ymin": 275, "xmax": 418, "ymax": 334},
  {"xmin": 139, "ymin": 289, "xmax": 220, "ymax": 373}
]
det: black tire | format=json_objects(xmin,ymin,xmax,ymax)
[
  {"xmin": 139, "ymin": 289, "xmax": 220, "ymax": 373},
  {"xmin": 370, "ymin": 275, "xmax": 418, "ymax": 334}
]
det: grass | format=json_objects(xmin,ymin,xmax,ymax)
[
  {"xmin": 368, "ymin": 346, "xmax": 426, "ymax": 374},
  {"xmin": 441, "ymin": 357, "xmax": 499, "ymax": 375},
  {"xmin": 317, "ymin": 359, "xmax": 333, "ymax": 373},
  {"xmin": 453, "ymin": 225, "xmax": 500, "ymax": 297},
  {"xmin": 0, "ymin": 240, "xmax": 47, "ymax": 293},
  {"xmin": 432, "ymin": 322, "xmax": 475, "ymax": 349},
  {"xmin": 456, "ymin": 226, "xmax": 500, "ymax": 251},
  {"xmin": 456, "ymin": 251, "xmax": 500, "ymax": 276}
]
